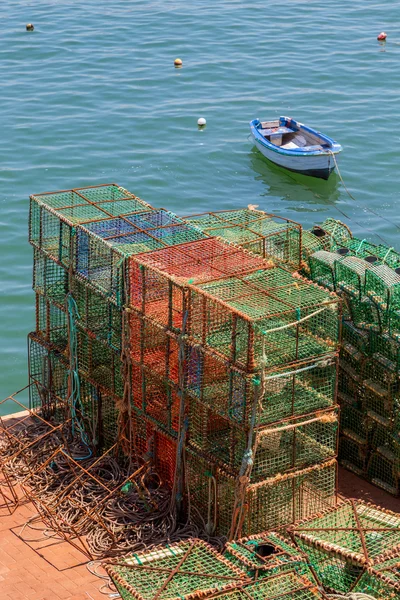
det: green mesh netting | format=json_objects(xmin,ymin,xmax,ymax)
[
  {"xmin": 290, "ymin": 500, "xmax": 400, "ymax": 594},
  {"xmin": 223, "ymin": 532, "xmax": 313, "ymax": 581},
  {"xmin": 184, "ymin": 209, "xmax": 303, "ymax": 270},
  {"xmin": 105, "ymin": 539, "xmax": 248, "ymax": 600},
  {"xmin": 353, "ymin": 568, "xmax": 400, "ymax": 599},
  {"xmin": 186, "ymin": 449, "xmax": 336, "ymax": 537},
  {"xmin": 215, "ymin": 571, "xmax": 325, "ymax": 599},
  {"xmin": 188, "ymin": 401, "xmax": 338, "ymax": 481}
]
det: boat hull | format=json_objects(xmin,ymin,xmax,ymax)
[{"xmin": 253, "ymin": 137, "xmax": 335, "ymax": 180}]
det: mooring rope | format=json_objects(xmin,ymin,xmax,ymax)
[{"xmin": 329, "ymin": 150, "xmax": 400, "ymax": 237}]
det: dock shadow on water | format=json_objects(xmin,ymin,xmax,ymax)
[{"xmin": 249, "ymin": 148, "xmax": 341, "ymax": 214}]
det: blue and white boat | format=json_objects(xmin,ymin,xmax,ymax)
[{"xmin": 250, "ymin": 116, "xmax": 342, "ymax": 179}]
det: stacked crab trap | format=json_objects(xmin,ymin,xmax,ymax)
[
  {"xmin": 27, "ymin": 190, "xmax": 341, "ymax": 539},
  {"xmin": 300, "ymin": 218, "xmax": 400, "ymax": 496},
  {"xmin": 190, "ymin": 209, "xmax": 400, "ymax": 497}
]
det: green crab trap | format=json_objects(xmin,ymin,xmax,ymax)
[
  {"xmin": 223, "ymin": 532, "xmax": 312, "ymax": 581},
  {"xmin": 208, "ymin": 571, "xmax": 329, "ymax": 600},
  {"xmin": 28, "ymin": 333, "xmax": 119, "ymax": 451},
  {"xmin": 187, "ymin": 401, "xmax": 338, "ymax": 481},
  {"xmin": 183, "ymin": 345, "xmax": 337, "ymax": 428},
  {"xmin": 367, "ymin": 451, "xmax": 399, "ymax": 497},
  {"xmin": 338, "ymin": 400, "xmax": 374, "ymax": 446},
  {"xmin": 74, "ymin": 209, "xmax": 207, "ymax": 305},
  {"xmin": 353, "ymin": 551, "xmax": 400, "ymax": 599},
  {"xmin": 369, "ymin": 330, "xmax": 400, "ymax": 372},
  {"xmin": 341, "ymin": 320, "xmax": 370, "ymax": 354},
  {"xmin": 347, "ymin": 295, "xmax": 381, "ymax": 331},
  {"xmin": 33, "ymin": 247, "xmax": 69, "ymax": 305},
  {"xmin": 317, "ymin": 218, "xmax": 353, "ymax": 247},
  {"xmin": 186, "ymin": 449, "xmax": 337, "ymax": 538},
  {"xmin": 104, "ymin": 538, "xmax": 249, "ymax": 600},
  {"xmin": 365, "ymin": 264, "xmax": 400, "ymax": 313},
  {"xmin": 340, "ymin": 339, "xmax": 368, "ymax": 378},
  {"xmin": 309, "ymin": 251, "xmax": 339, "ymax": 291},
  {"xmin": 335, "ymin": 256, "xmax": 374, "ymax": 301},
  {"xmin": 183, "ymin": 208, "xmax": 303, "ymax": 270},
  {"xmin": 338, "ymin": 433, "xmax": 369, "ymax": 476},
  {"xmin": 29, "ymin": 184, "xmax": 152, "ymax": 269},
  {"xmin": 289, "ymin": 500, "xmax": 400, "ymax": 594},
  {"xmin": 352, "ymin": 568, "xmax": 400, "ymax": 599}
]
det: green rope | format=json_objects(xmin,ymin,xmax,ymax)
[
  {"xmin": 382, "ymin": 246, "xmax": 394, "ymax": 264},
  {"xmin": 67, "ymin": 294, "xmax": 92, "ymax": 459},
  {"xmin": 355, "ymin": 239, "xmax": 366, "ymax": 255}
]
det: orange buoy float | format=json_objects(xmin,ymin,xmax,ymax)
[
  {"xmin": 174, "ymin": 58, "xmax": 183, "ymax": 68},
  {"xmin": 377, "ymin": 32, "xmax": 387, "ymax": 41}
]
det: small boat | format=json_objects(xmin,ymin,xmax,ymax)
[{"xmin": 250, "ymin": 116, "xmax": 342, "ymax": 180}]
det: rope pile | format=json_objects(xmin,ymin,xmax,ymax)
[{"xmin": 0, "ymin": 416, "xmax": 214, "ymax": 558}]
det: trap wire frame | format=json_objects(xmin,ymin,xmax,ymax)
[
  {"xmin": 30, "ymin": 184, "xmax": 210, "ymax": 304},
  {"xmin": 187, "ymin": 403, "xmax": 339, "ymax": 481},
  {"xmin": 28, "ymin": 333, "xmax": 120, "ymax": 451},
  {"xmin": 352, "ymin": 567, "xmax": 400, "ymax": 599},
  {"xmin": 29, "ymin": 184, "xmax": 154, "ymax": 270}
]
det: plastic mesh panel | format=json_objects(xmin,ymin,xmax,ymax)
[
  {"xmin": 365, "ymin": 264, "xmax": 400, "ymax": 312},
  {"xmin": 335, "ymin": 256, "xmax": 371, "ymax": 300}
]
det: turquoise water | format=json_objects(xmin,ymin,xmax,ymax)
[{"xmin": 0, "ymin": 1, "xmax": 399, "ymax": 414}]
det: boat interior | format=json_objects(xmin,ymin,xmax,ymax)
[{"xmin": 259, "ymin": 120, "xmax": 330, "ymax": 151}]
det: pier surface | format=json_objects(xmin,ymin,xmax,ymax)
[{"xmin": 1, "ymin": 412, "xmax": 398, "ymax": 600}]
